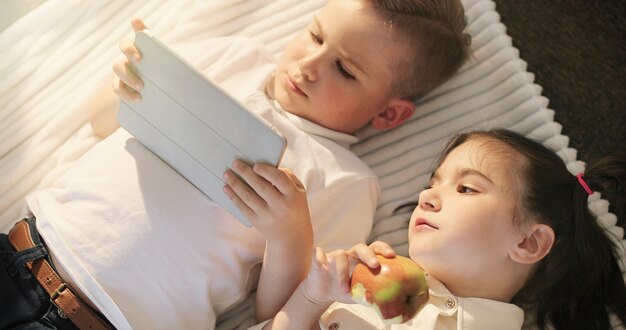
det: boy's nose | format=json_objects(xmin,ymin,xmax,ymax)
[
  {"xmin": 298, "ymin": 61, "xmax": 318, "ymax": 81},
  {"xmin": 418, "ymin": 188, "xmax": 441, "ymax": 211},
  {"xmin": 301, "ymin": 71, "xmax": 316, "ymax": 81},
  {"xmin": 297, "ymin": 51, "xmax": 322, "ymax": 81}
]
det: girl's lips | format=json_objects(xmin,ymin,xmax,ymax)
[
  {"xmin": 285, "ymin": 74, "xmax": 307, "ymax": 97},
  {"xmin": 414, "ymin": 217, "xmax": 438, "ymax": 231}
]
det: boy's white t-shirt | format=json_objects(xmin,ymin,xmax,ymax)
[{"xmin": 26, "ymin": 37, "xmax": 380, "ymax": 329}]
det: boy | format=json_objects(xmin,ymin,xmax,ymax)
[{"xmin": 1, "ymin": 0, "xmax": 470, "ymax": 329}]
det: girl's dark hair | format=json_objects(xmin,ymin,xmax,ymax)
[{"xmin": 402, "ymin": 128, "xmax": 626, "ymax": 329}]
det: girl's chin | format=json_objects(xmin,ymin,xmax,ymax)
[{"xmin": 408, "ymin": 244, "xmax": 434, "ymax": 262}]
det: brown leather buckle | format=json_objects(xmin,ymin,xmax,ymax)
[
  {"xmin": 50, "ymin": 283, "xmax": 69, "ymax": 319},
  {"xmin": 50, "ymin": 283, "xmax": 68, "ymax": 302}
]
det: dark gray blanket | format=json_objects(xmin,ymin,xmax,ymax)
[{"xmin": 495, "ymin": 0, "xmax": 626, "ymax": 224}]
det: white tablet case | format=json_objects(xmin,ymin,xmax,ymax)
[{"xmin": 117, "ymin": 30, "xmax": 286, "ymax": 227}]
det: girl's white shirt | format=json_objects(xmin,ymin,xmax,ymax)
[
  {"xmin": 318, "ymin": 276, "xmax": 524, "ymax": 330},
  {"xmin": 250, "ymin": 276, "xmax": 523, "ymax": 330}
]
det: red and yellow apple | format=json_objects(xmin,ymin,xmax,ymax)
[{"xmin": 350, "ymin": 255, "xmax": 428, "ymax": 324}]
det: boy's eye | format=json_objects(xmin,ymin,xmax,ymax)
[
  {"xmin": 309, "ymin": 31, "xmax": 323, "ymax": 44},
  {"xmin": 308, "ymin": 31, "xmax": 355, "ymax": 80},
  {"xmin": 336, "ymin": 60, "xmax": 355, "ymax": 80}
]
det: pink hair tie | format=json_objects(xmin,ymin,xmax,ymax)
[{"xmin": 576, "ymin": 172, "xmax": 593, "ymax": 195}]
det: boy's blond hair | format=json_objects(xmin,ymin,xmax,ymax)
[{"xmin": 369, "ymin": 0, "xmax": 471, "ymax": 101}]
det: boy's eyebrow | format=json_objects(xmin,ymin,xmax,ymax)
[
  {"xmin": 313, "ymin": 15, "xmax": 367, "ymax": 75},
  {"xmin": 342, "ymin": 52, "xmax": 367, "ymax": 75}
]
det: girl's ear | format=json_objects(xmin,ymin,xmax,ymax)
[
  {"xmin": 510, "ymin": 224, "xmax": 555, "ymax": 264},
  {"xmin": 371, "ymin": 98, "xmax": 415, "ymax": 131}
]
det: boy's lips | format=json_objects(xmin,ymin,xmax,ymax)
[{"xmin": 285, "ymin": 74, "xmax": 307, "ymax": 97}]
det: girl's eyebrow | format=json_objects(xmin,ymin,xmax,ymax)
[
  {"xmin": 430, "ymin": 168, "xmax": 494, "ymax": 184},
  {"xmin": 459, "ymin": 168, "xmax": 494, "ymax": 184}
]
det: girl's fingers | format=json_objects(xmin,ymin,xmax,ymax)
[
  {"xmin": 348, "ymin": 242, "xmax": 396, "ymax": 269},
  {"xmin": 348, "ymin": 243, "xmax": 380, "ymax": 269},
  {"xmin": 313, "ymin": 246, "xmax": 329, "ymax": 271},
  {"xmin": 328, "ymin": 250, "xmax": 351, "ymax": 294},
  {"xmin": 369, "ymin": 241, "xmax": 396, "ymax": 258}
]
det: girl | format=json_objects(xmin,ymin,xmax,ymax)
[{"xmin": 233, "ymin": 129, "xmax": 626, "ymax": 329}]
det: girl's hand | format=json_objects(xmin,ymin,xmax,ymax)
[
  {"xmin": 301, "ymin": 247, "xmax": 353, "ymax": 307},
  {"xmin": 302, "ymin": 242, "xmax": 397, "ymax": 306},
  {"xmin": 112, "ymin": 18, "xmax": 147, "ymax": 102},
  {"xmin": 223, "ymin": 161, "xmax": 312, "ymax": 246},
  {"xmin": 348, "ymin": 241, "xmax": 396, "ymax": 269}
]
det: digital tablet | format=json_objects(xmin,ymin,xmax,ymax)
[{"xmin": 117, "ymin": 30, "xmax": 286, "ymax": 227}]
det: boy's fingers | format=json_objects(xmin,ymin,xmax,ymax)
[
  {"xmin": 119, "ymin": 38, "xmax": 142, "ymax": 64},
  {"xmin": 223, "ymin": 168, "xmax": 267, "ymax": 213},
  {"xmin": 130, "ymin": 18, "xmax": 147, "ymax": 32},
  {"xmin": 112, "ymin": 60, "xmax": 143, "ymax": 91},
  {"xmin": 233, "ymin": 161, "xmax": 280, "ymax": 202},
  {"xmin": 280, "ymin": 168, "xmax": 304, "ymax": 189},
  {"xmin": 222, "ymin": 183, "xmax": 256, "ymax": 221},
  {"xmin": 112, "ymin": 76, "xmax": 141, "ymax": 102},
  {"xmin": 253, "ymin": 164, "xmax": 303, "ymax": 194},
  {"xmin": 222, "ymin": 170, "xmax": 262, "ymax": 220}
]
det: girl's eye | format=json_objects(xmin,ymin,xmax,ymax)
[
  {"xmin": 458, "ymin": 186, "xmax": 477, "ymax": 194},
  {"xmin": 335, "ymin": 60, "xmax": 355, "ymax": 80},
  {"xmin": 309, "ymin": 31, "xmax": 322, "ymax": 44}
]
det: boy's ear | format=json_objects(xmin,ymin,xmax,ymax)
[
  {"xmin": 510, "ymin": 224, "xmax": 555, "ymax": 264},
  {"xmin": 371, "ymin": 98, "xmax": 415, "ymax": 131}
]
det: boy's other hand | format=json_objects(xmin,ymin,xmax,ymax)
[{"xmin": 112, "ymin": 18, "xmax": 147, "ymax": 102}]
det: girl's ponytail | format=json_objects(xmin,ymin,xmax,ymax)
[
  {"xmin": 567, "ymin": 155, "xmax": 626, "ymax": 328},
  {"xmin": 583, "ymin": 154, "xmax": 626, "ymax": 196}
]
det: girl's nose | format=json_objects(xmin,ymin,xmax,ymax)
[{"xmin": 418, "ymin": 188, "xmax": 441, "ymax": 211}]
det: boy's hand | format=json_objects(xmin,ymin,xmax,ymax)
[
  {"xmin": 302, "ymin": 242, "xmax": 396, "ymax": 306},
  {"xmin": 223, "ymin": 160, "xmax": 312, "ymax": 245},
  {"xmin": 112, "ymin": 18, "xmax": 147, "ymax": 102}
]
